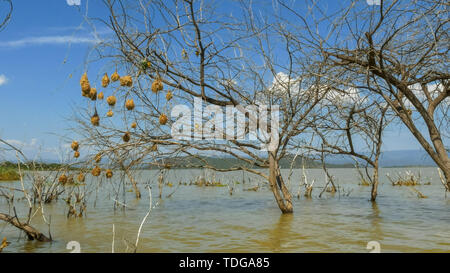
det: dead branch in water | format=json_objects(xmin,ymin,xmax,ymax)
[{"xmin": 0, "ymin": 212, "xmax": 51, "ymax": 242}]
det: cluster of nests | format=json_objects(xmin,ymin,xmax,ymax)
[
  {"xmin": 60, "ymin": 144, "xmax": 115, "ymax": 184},
  {"xmin": 58, "ymin": 167, "xmax": 114, "ymax": 185},
  {"xmin": 80, "ymin": 70, "xmax": 171, "ymax": 130},
  {"xmin": 74, "ymin": 67, "xmax": 172, "ymax": 170}
]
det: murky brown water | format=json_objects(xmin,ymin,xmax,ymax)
[{"xmin": 1, "ymin": 167, "xmax": 449, "ymax": 253}]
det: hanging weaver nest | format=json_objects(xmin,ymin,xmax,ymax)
[
  {"xmin": 105, "ymin": 169, "xmax": 113, "ymax": 179},
  {"xmin": 131, "ymin": 122, "xmax": 137, "ymax": 129},
  {"xmin": 92, "ymin": 166, "xmax": 101, "ymax": 177},
  {"xmin": 98, "ymin": 92, "xmax": 104, "ymax": 100},
  {"xmin": 125, "ymin": 99, "xmax": 135, "ymax": 110},
  {"xmin": 94, "ymin": 153, "xmax": 102, "ymax": 163},
  {"xmin": 166, "ymin": 91, "xmax": 173, "ymax": 101},
  {"xmin": 107, "ymin": 96, "xmax": 117, "ymax": 106},
  {"xmin": 74, "ymin": 151, "xmax": 80, "ymax": 159},
  {"xmin": 151, "ymin": 143, "xmax": 158, "ymax": 152},
  {"xmin": 102, "ymin": 73, "xmax": 110, "ymax": 88},
  {"xmin": 89, "ymin": 88, "xmax": 97, "ymax": 101},
  {"xmin": 80, "ymin": 72, "xmax": 91, "ymax": 96},
  {"xmin": 111, "ymin": 71, "xmax": 120, "ymax": 82},
  {"xmin": 159, "ymin": 114, "xmax": 168, "ymax": 125},
  {"xmin": 71, "ymin": 141, "xmax": 79, "ymax": 151},
  {"xmin": 151, "ymin": 78, "xmax": 163, "ymax": 93},
  {"xmin": 77, "ymin": 173, "xmax": 85, "ymax": 183},
  {"xmin": 59, "ymin": 174, "xmax": 68, "ymax": 184},
  {"xmin": 120, "ymin": 75, "xmax": 133, "ymax": 87},
  {"xmin": 107, "ymin": 110, "xmax": 114, "ymax": 117},
  {"xmin": 91, "ymin": 112, "xmax": 100, "ymax": 126},
  {"xmin": 123, "ymin": 132, "xmax": 131, "ymax": 143}
]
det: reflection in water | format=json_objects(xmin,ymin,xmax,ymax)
[
  {"xmin": 369, "ymin": 202, "xmax": 383, "ymax": 243},
  {"xmin": 0, "ymin": 167, "xmax": 449, "ymax": 253},
  {"xmin": 265, "ymin": 213, "xmax": 294, "ymax": 252}
]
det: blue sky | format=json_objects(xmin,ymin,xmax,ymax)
[{"xmin": 0, "ymin": 0, "xmax": 427, "ymax": 161}]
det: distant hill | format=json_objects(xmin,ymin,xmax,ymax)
[
  {"xmin": 324, "ymin": 149, "xmax": 441, "ymax": 167},
  {"xmin": 152, "ymin": 155, "xmax": 353, "ymax": 169}
]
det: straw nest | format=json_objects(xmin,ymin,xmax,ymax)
[
  {"xmin": 159, "ymin": 114, "xmax": 168, "ymax": 125},
  {"xmin": 91, "ymin": 113, "xmax": 100, "ymax": 126},
  {"xmin": 102, "ymin": 73, "xmax": 110, "ymax": 88},
  {"xmin": 77, "ymin": 173, "xmax": 85, "ymax": 183},
  {"xmin": 111, "ymin": 71, "xmax": 120, "ymax": 82},
  {"xmin": 98, "ymin": 92, "xmax": 104, "ymax": 100},
  {"xmin": 80, "ymin": 73, "xmax": 91, "ymax": 96},
  {"xmin": 107, "ymin": 96, "xmax": 117, "ymax": 106},
  {"xmin": 58, "ymin": 174, "xmax": 68, "ymax": 184},
  {"xmin": 89, "ymin": 88, "xmax": 97, "ymax": 101},
  {"xmin": 94, "ymin": 153, "xmax": 102, "ymax": 163},
  {"xmin": 131, "ymin": 122, "xmax": 137, "ymax": 129},
  {"xmin": 74, "ymin": 151, "xmax": 80, "ymax": 159},
  {"xmin": 107, "ymin": 110, "xmax": 114, "ymax": 117},
  {"xmin": 166, "ymin": 91, "xmax": 173, "ymax": 101},
  {"xmin": 91, "ymin": 166, "xmax": 101, "ymax": 177},
  {"xmin": 125, "ymin": 99, "xmax": 135, "ymax": 110},
  {"xmin": 151, "ymin": 143, "xmax": 158, "ymax": 152},
  {"xmin": 120, "ymin": 75, "xmax": 133, "ymax": 87},
  {"xmin": 152, "ymin": 78, "xmax": 163, "ymax": 93},
  {"xmin": 123, "ymin": 132, "xmax": 131, "ymax": 143},
  {"xmin": 105, "ymin": 169, "xmax": 113, "ymax": 179},
  {"xmin": 71, "ymin": 141, "xmax": 79, "ymax": 151}
]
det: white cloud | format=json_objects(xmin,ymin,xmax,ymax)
[
  {"xmin": 0, "ymin": 74, "xmax": 7, "ymax": 86},
  {"xmin": 66, "ymin": 0, "xmax": 81, "ymax": 6},
  {"xmin": 0, "ymin": 35, "xmax": 101, "ymax": 48}
]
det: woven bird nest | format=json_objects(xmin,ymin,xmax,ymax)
[
  {"xmin": 98, "ymin": 92, "xmax": 104, "ymax": 100},
  {"xmin": 111, "ymin": 71, "xmax": 120, "ymax": 82},
  {"xmin": 131, "ymin": 122, "xmax": 137, "ymax": 129},
  {"xmin": 80, "ymin": 73, "xmax": 91, "ymax": 97},
  {"xmin": 91, "ymin": 112, "xmax": 100, "ymax": 126},
  {"xmin": 92, "ymin": 166, "xmax": 101, "ymax": 177},
  {"xmin": 89, "ymin": 88, "xmax": 97, "ymax": 101},
  {"xmin": 71, "ymin": 141, "xmax": 79, "ymax": 151},
  {"xmin": 120, "ymin": 75, "xmax": 133, "ymax": 87},
  {"xmin": 74, "ymin": 151, "xmax": 80, "ymax": 158},
  {"xmin": 123, "ymin": 132, "xmax": 131, "ymax": 143},
  {"xmin": 77, "ymin": 173, "xmax": 85, "ymax": 183},
  {"xmin": 159, "ymin": 114, "xmax": 168, "ymax": 125},
  {"xmin": 107, "ymin": 110, "xmax": 114, "ymax": 117},
  {"xmin": 102, "ymin": 73, "xmax": 110, "ymax": 88},
  {"xmin": 166, "ymin": 91, "xmax": 173, "ymax": 101},
  {"xmin": 94, "ymin": 153, "xmax": 102, "ymax": 163},
  {"xmin": 107, "ymin": 96, "xmax": 117, "ymax": 106},
  {"xmin": 125, "ymin": 99, "xmax": 135, "ymax": 110},
  {"xmin": 151, "ymin": 79, "xmax": 163, "ymax": 93},
  {"xmin": 105, "ymin": 169, "xmax": 113, "ymax": 179},
  {"xmin": 59, "ymin": 174, "xmax": 68, "ymax": 184}
]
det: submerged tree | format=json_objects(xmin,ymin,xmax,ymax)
[
  {"xmin": 72, "ymin": 0, "xmax": 335, "ymax": 213},
  {"xmin": 308, "ymin": 91, "xmax": 393, "ymax": 201},
  {"xmin": 279, "ymin": 0, "xmax": 449, "ymax": 191}
]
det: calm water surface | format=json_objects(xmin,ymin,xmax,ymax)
[{"xmin": 1, "ymin": 167, "xmax": 449, "ymax": 253}]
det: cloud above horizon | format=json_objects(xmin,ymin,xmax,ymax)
[
  {"xmin": 0, "ymin": 35, "xmax": 101, "ymax": 48},
  {"xmin": 0, "ymin": 74, "xmax": 8, "ymax": 86}
]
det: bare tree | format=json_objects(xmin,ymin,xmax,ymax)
[
  {"xmin": 279, "ymin": 0, "xmax": 449, "ymax": 191},
  {"xmin": 72, "ymin": 0, "xmax": 332, "ymax": 213},
  {"xmin": 308, "ymin": 93, "xmax": 393, "ymax": 201}
]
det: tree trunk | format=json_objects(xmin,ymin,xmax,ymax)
[
  {"xmin": 269, "ymin": 152, "xmax": 293, "ymax": 213},
  {"xmin": 371, "ymin": 166, "xmax": 379, "ymax": 202},
  {"xmin": 0, "ymin": 213, "xmax": 52, "ymax": 242}
]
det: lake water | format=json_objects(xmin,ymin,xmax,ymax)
[{"xmin": 1, "ymin": 167, "xmax": 449, "ymax": 253}]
